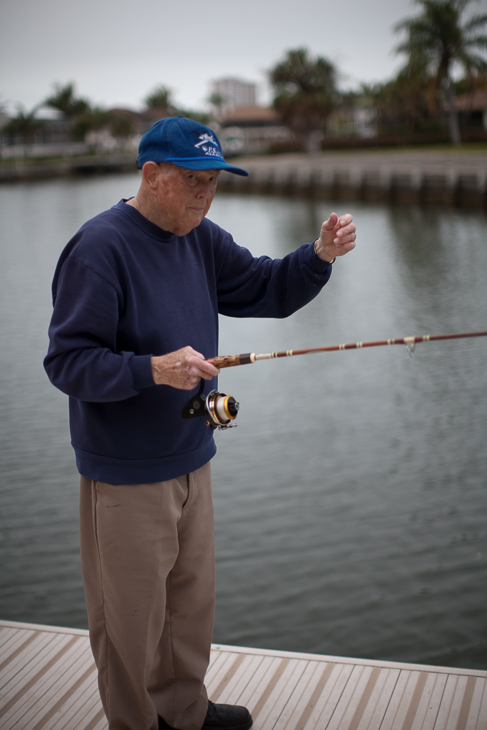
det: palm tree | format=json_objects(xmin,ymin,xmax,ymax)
[
  {"xmin": 394, "ymin": 0, "xmax": 487, "ymax": 144},
  {"xmin": 3, "ymin": 105, "xmax": 45, "ymax": 146},
  {"xmin": 207, "ymin": 91, "xmax": 226, "ymax": 121},
  {"xmin": 269, "ymin": 48, "xmax": 338, "ymax": 151},
  {"xmin": 362, "ymin": 75, "xmax": 431, "ymax": 135},
  {"xmin": 144, "ymin": 86, "xmax": 176, "ymax": 115},
  {"xmin": 44, "ymin": 82, "xmax": 91, "ymax": 118},
  {"xmin": 72, "ymin": 106, "xmax": 109, "ymax": 143}
]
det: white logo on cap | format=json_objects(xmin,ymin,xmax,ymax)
[{"xmin": 194, "ymin": 133, "xmax": 223, "ymax": 159}]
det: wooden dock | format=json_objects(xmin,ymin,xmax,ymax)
[{"xmin": 1, "ymin": 620, "xmax": 486, "ymax": 730}]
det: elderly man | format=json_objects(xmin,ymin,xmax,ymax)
[{"xmin": 44, "ymin": 116, "xmax": 356, "ymax": 730}]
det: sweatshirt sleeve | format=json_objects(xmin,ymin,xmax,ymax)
[
  {"xmin": 216, "ymin": 236, "xmax": 333, "ymax": 318},
  {"xmin": 44, "ymin": 256, "xmax": 154, "ymax": 402}
]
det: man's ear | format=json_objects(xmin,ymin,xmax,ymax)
[{"xmin": 141, "ymin": 162, "xmax": 161, "ymax": 191}]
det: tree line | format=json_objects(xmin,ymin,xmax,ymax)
[
  {"xmin": 270, "ymin": 0, "xmax": 487, "ymax": 147},
  {"xmin": 3, "ymin": 0, "xmax": 487, "ymax": 149},
  {"xmin": 1, "ymin": 83, "xmax": 204, "ymax": 149}
]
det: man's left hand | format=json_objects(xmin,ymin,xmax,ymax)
[{"xmin": 314, "ymin": 213, "xmax": 356, "ymax": 263}]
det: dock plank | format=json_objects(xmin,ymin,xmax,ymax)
[
  {"xmin": 0, "ymin": 621, "xmax": 486, "ymax": 730},
  {"xmin": 277, "ymin": 659, "xmax": 332, "ymax": 730},
  {"xmin": 18, "ymin": 650, "xmax": 95, "ymax": 730}
]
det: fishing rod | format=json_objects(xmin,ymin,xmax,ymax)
[
  {"xmin": 209, "ymin": 330, "xmax": 487, "ymax": 369},
  {"xmin": 182, "ymin": 330, "xmax": 487, "ymax": 430}
]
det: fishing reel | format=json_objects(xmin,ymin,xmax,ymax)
[{"xmin": 182, "ymin": 380, "xmax": 239, "ymax": 430}]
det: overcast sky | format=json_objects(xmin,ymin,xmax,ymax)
[{"xmin": 0, "ymin": 0, "xmax": 445, "ymax": 115}]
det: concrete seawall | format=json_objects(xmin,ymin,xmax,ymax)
[
  {"xmin": 0, "ymin": 154, "xmax": 136, "ymax": 183},
  {"xmin": 218, "ymin": 150, "xmax": 487, "ymax": 208},
  {"xmin": 2, "ymin": 149, "xmax": 487, "ymax": 207}
]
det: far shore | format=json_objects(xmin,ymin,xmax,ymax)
[{"xmin": 2, "ymin": 147, "xmax": 487, "ymax": 207}]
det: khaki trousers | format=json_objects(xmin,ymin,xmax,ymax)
[{"xmin": 79, "ymin": 463, "xmax": 215, "ymax": 730}]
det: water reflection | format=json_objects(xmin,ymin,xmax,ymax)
[{"xmin": 386, "ymin": 206, "xmax": 485, "ymax": 329}]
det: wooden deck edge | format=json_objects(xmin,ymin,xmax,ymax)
[
  {"xmin": 212, "ymin": 643, "xmax": 487, "ymax": 678},
  {"xmin": 0, "ymin": 619, "xmax": 90, "ymax": 637},
  {"xmin": 2, "ymin": 619, "xmax": 485, "ymax": 680}
]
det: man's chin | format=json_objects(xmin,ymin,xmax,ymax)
[
  {"xmin": 173, "ymin": 217, "xmax": 205, "ymax": 236},
  {"xmin": 187, "ymin": 211, "xmax": 206, "ymax": 229}
]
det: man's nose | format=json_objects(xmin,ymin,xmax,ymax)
[{"xmin": 196, "ymin": 182, "xmax": 213, "ymax": 198}]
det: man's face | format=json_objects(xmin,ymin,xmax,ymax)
[{"xmin": 155, "ymin": 163, "xmax": 220, "ymax": 236}]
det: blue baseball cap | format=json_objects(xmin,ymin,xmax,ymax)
[{"xmin": 137, "ymin": 116, "xmax": 249, "ymax": 176}]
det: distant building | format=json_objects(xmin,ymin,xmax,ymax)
[
  {"xmin": 211, "ymin": 78, "xmax": 257, "ymax": 114},
  {"xmin": 454, "ymin": 89, "xmax": 487, "ymax": 131},
  {"xmin": 219, "ymin": 105, "xmax": 292, "ymax": 155},
  {"xmin": 327, "ymin": 103, "xmax": 378, "ymax": 139}
]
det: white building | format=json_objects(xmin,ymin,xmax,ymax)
[{"xmin": 210, "ymin": 78, "xmax": 257, "ymax": 114}]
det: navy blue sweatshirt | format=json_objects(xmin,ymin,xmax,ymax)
[{"xmin": 44, "ymin": 200, "xmax": 332, "ymax": 483}]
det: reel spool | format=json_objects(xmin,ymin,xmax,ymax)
[
  {"xmin": 182, "ymin": 381, "xmax": 239, "ymax": 430},
  {"xmin": 205, "ymin": 391, "xmax": 239, "ymax": 428}
]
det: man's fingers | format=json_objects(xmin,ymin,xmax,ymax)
[
  {"xmin": 334, "ymin": 215, "xmax": 356, "ymax": 242},
  {"xmin": 338, "ymin": 214, "xmax": 353, "ymax": 227},
  {"xmin": 321, "ymin": 212, "xmax": 338, "ymax": 231},
  {"xmin": 190, "ymin": 356, "xmax": 219, "ymax": 380},
  {"xmin": 151, "ymin": 346, "xmax": 219, "ymax": 389}
]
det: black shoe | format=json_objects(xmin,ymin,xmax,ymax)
[
  {"xmin": 202, "ymin": 701, "xmax": 252, "ymax": 730},
  {"xmin": 159, "ymin": 701, "xmax": 253, "ymax": 730}
]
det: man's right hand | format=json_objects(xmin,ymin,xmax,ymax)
[{"xmin": 151, "ymin": 347, "xmax": 220, "ymax": 390}]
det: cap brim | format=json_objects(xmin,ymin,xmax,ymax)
[{"xmin": 167, "ymin": 158, "xmax": 249, "ymax": 177}]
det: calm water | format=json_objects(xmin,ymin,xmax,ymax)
[{"xmin": 0, "ymin": 173, "xmax": 486, "ymax": 671}]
